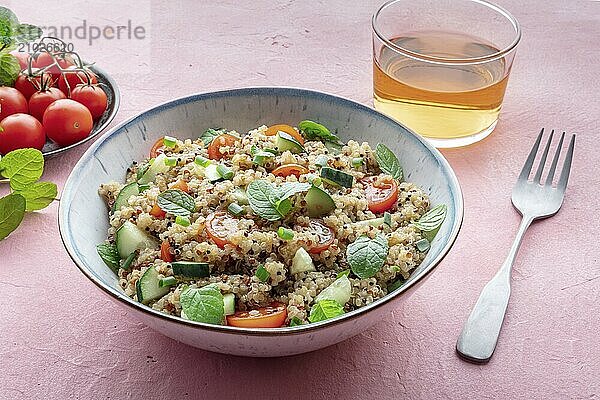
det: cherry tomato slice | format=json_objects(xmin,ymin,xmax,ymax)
[
  {"xmin": 150, "ymin": 204, "xmax": 166, "ymax": 219},
  {"xmin": 169, "ymin": 179, "xmax": 189, "ymax": 193},
  {"xmin": 207, "ymin": 134, "xmax": 238, "ymax": 160},
  {"xmin": 265, "ymin": 124, "xmax": 305, "ymax": 145},
  {"xmin": 295, "ymin": 219, "xmax": 335, "ymax": 254},
  {"xmin": 149, "ymin": 137, "xmax": 165, "ymax": 159},
  {"xmin": 362, "ymin": 175, "xmax": 399, "ymax": 213},
  {"xmin": 226, "ymin": 302, "xmax": 287, "ymax": 328},
  {"xmin": 205, "ymin": 211, "xmax": 238, "ymax": 248},
  {"xmin": 272, "ymin": 163, "xmax": 309, "ymax": 178},
  {"xmin": 160, "ymin": 240, "xmax": 174, "ymax": 262}
]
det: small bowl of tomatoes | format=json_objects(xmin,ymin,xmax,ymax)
[{"xmin": 0, "ymin": 50, "xmax": 120, "ymax": 158}]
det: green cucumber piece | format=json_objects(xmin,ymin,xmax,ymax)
[
  {"xmin": 305, "ymin": 186, "xmax": 335, "ymax": 218},
  {"xmin": 115, "ymin": 221, "xmax": 159, "ymax": 259},
  {"xmin": 136, "ymin": 266, "xmax": 170, "ymax": 304},
  {"xmin": 353, "ymin": 217, "xmax": 385, "ymax": 228},
  {"xmin": 314, "ymin": 274, "xmax": 351, "ymax": 305},
  {"xmin": 204, "ymin": 163, "xmax": 222, "ymax": 182},
  {"xmin": 172, "ymin": 261, "xmax": 210, "ymax": 279},
  {"xmin": 138, "ymin": 153, "xmax": 170, "ymax": 184},
  {"xmin": 223, "ymin": 293, "xmax": 235, "ymax": 315},
  {"xmin": 320, "ymin": 167, "xmax": 354, "ymax": 188},
  {"xmin": 291, "ymin": 247, "xmax": 316, "ymax": 275},
  {"xmin": 275, "ymin": 131, "xmax": 305, "ymax": 153},
  {"xmin": 112, "ymin": 182, "xmax": 139, "ymax": 212}
]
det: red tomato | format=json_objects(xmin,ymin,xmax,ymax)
[
  {"xmin": 160, "ymin": 240, "xmax": 174, "ymax": 262},
  {"xmin": 296, "ymin": 219, "xmax": 335, "ymax": 254},
  {"xmin": 32, "ymin": 53, "xmax": 73, "ymax": 81},
  {"xmin": 169, "ymin": 179, "xmax": 189, "ymax": 193},
  {"xmin": 70, "ymin": 84, "xmax": 107, "ymax": 120},
  {"xmin": 149, "ymin": 137, "xmax": 165, "ymax": 159},
  {"xmin": 207, "ymin": 133, "xmax": 238, "ymax": 160},
  {"xmin": 14, "ymin": 72, "xmax": 50, "ymax": 100},
  {"xmin": 0, "ymin": 113, "xmax": 46, "ymax": 154},
  {"xmin": 205, "ymin": 211, "xmax": 238, "ymax": 248},
  {"xmin": 265, "ymin": 124, "xmax": 305, "ymax": 144},
  {"xmin": 42, "ymin": 99, "xmax": 93, "ymax": 146},
  {"xmin": 362, "ymin": 175, "xmax": 399, "ymax": 213},
  {"xmin": 226, "ymin": 302, "xmax": 287, "ymax": 328},
  {"xmin": 0, "ymin": 87, "xmax": 28, "ymax": 121},
  {"xmin": 28, "ymin": 87, "xmax": 66, "ymax": 121},
  {"xmin": 10, "ymin": 51, "xmax": 30, "ymax": 69},
  {"xmin": 150, "ymin": 204, "xmax": 166, "ymax": 219},
  {"xmin": 58, "ymin": 66, "xmax": 97, "ymax": 96},
  {"xmin": 272, "ymin": 163, "xmax": 309, "ymax": 178}
]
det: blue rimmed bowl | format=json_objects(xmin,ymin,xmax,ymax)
[{"xmin": 58, "ymin": 87, "xmax": 463, "ymax": 357}]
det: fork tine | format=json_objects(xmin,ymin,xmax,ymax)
[
  {"xmin": 533, "ymin": 129, "xmax": 554, "ymax": 183},
  {"xmin": 557, "ymin": 135, "xmax": 575, "ymax": 191},
  {"xmin": 545, "ymin": 131, "xmax": 565, "ymax": 185},
  {"xmin": 518, "ymin": 128, "xmax": 544, "ymax": 181}
]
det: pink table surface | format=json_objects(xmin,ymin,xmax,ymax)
[{"xmin": 1, "ymin": 1, "xmax": 599, "ymax": 399}]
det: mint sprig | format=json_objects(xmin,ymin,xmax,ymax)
[
  {"xmin": 180, "ymin": 284, "xmax": 224, "ymax": 325},
  {"xmin": 157, "ymin": 189, "xmax": 195, "ymax": 217},
  {"xmin": 0, "ymin": 148, "xmax": 57, "ymax": 240},
  {"xmin": 346, "ymin": 234, "xmax": 389, "ymax": 279}
]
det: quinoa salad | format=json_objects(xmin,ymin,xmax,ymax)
[{"xmin": 96, "ymin": 121, "xmax": 446, "ymax": 328}]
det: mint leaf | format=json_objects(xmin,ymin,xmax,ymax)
[
  {"xmin": 96, "ymin": 242, "xmax": 120, "ymax": 272},
  {"xmin": 247, "ymin": 180, "xmax": 310, "ymax": 221},
  {"xmin": 0, "ymin": 148, "xmax": 44, "ymax": 190},
  {"xmin": 308, "ymin": 299, "xmax": 345, "ymax": 323},
  {"xmin": 412, "ymin": 204, "xmax": 447, "ymax": 241},
  {"xmin": 346, "ymin": 234, "xmax": 389, "ymax": 279},
  {"xmin": 298, "ymin": 120, "xmax": 340, "ymax": 143},
  {"xmin": 199, "ymin": 128, "xmax": 225, "ymax": 147},
  {"xmin": 274, "ymin": 182, "xmax": 311, "ymax": 201},
  {"xmin": 180, "ymin": 284, "xmax": 224, "ymax": 325},
  {"xmin": 0, "ymin": 53, "xmax": 20, "ymax": 86},
  {"xmin": 157, "ymin": 189, "xmax": 195, "ymax": 217},
  {"xmin": 0, "ymin": 193, "xmax": 25, "ymax": 240},
  {"xmin": 0, "ymin": 6, "xmax": 18, "ymax": 49},
  {"xmin": 289, "ymin": 316, "xmax": 303, "ymax": 326},
  {"xmin": 14, "ymin": 24, "xmax": 41, "ymax": 43},
  {"xmin": 375, "ymin": 143, "xmax": 403, "ymax": 181},
  {"xmin": 14, "ymin": 181, "xmax": 57, "ymax": 211}
]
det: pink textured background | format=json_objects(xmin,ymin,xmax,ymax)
[{"xmin": 1, "ymin": 1, "xmax": 599, "ymax": 398}]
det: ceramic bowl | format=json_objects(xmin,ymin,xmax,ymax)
[
  {"xmin": 42, "ymin": 64, "xmax": 120, "ymax": 158},
  {"xmin": 58, "ymin": 87, "xmax": 463, "ymax": 357}
]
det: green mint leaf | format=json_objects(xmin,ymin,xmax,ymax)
[
  {"xmin": 96, "ymin": 242, "xmax": 120, "ymax": 272},
  {"xmin": 298, "ymin": 120, "xmax": 340, "ymax": 143},
  {"xmin": 0, "ymin": 6, "xmax": 18, "ymax": 49},
  {"xmin": 289, "ymin": 316, "xmax": 303, "ymax": 326},
  {"xmin": 308, "ymin": 299, "xmax": 345, "ymax": 323},
  {"xmin": 412, "ymin": 204, "xmax": 447, "ymax": 241},
  {"xmin": 199, "ymin": 128, "xmax": 225, "ymax": 147},
  {"xmin": 0, "ymin": 53, "xmax": 20, "ymax": 86},
  {"xmin": 247, "ymin": 180, "xmax": 282, "ymax": 221},
  {"xmin": 274, "ymin": 182, "xmax": 311, "ymax": 201},
  {"xmin": 375, "ymin": 143, "xmax": 403, "ymax": 181},
  {"xmin": 0, "ymin": 193, "xmax": 25, "ymax": 240},
  {"xmin": 347, "ymin": 234, "xmax": 389, "ymax": 278},
  {"xmin": 0, "ymin": 148, "xmax": 44, "ymax": 189},
  {"xmin": 157, "ymin": 189, "xmax": 195, "ymax": 217},
  {"xmin": 180, "ymin": 284, "xmax": 224, "ymax": 325},
  {"xmin": 14, "ymin": 23, "xmax": 42, "ymax": 43},
  {"xmin": 13, "ymin": 181, "xmax": 57, "ymax": 211}
]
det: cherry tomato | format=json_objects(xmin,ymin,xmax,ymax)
[
  {"xmin": 160, "ymin": 240, "xmax": 174, "ymax": 262},
  {"xmin": 10, "ymin": 51, "xmax": 30, "ymax": 69},
  {"xmin": 0, "ymin": 87, "xmax": 28, "ymax": 121},
  {"xmin": 205, "ymin": 211, "xmax": 238, "ymax": 248},
  {"xmin": 226, "ymin": 302, "xmax": 287, "ymax": 328},
  {"xmin": 0, "ymin": 113, "xmax": 45, "ymax": 154},
  {"xmin": 43, "ymin": 99, "xmax": 93, "ymax": 146},
  {"xmin": 169, "ymin": 179, "xmax": 189, "ymax": 193},
  {"xmin": 362, "ymin": 175, "xmax": 399, "ymax": 213},
  {"xmin": 207, "ymin": 133, "xmax": 238, "ymax": 160},
  {"xmin": 58, "ymin": 66, "xmax": 97, "ymax": 96},
  {"xmin": 32, "ymin": 53, "xmax": 74, "ymax": 81},
  {"xmin": 70, "ymin": 84, "xmax": 107, "ymax": 120},
  {"xmin": 149, "ymin": 137, "xmax": 165, "ymax": 158},
  {"xmin": 150, "ymin": 204, "xmax": 166, "ymax": 219},
  {"xmin": 272, "ymin": 163, "xmax": 309, "ymax": 178},
  {"xmin": 265, "ymin": 124, "xmax": 305, "ymax": 144},
  {"xmin": 28, "ymin": 87, "xmax": 66, "ymax": 121},
  {"xmin": 14, "ymin": 71, "xmax": 53, "ymax": 100},
  {"xmin": 296, "ymin": 219, "xmax": 335, "ymax": 254}
]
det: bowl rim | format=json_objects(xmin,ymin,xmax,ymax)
[
  {"xmin": 42, "ymin": 64, "xmax": 121, "ymax": 158},
  {"xmin": 58, "ymin": 86, "xmax": 463, "ymax": 336}
]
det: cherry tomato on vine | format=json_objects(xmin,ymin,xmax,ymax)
[
  {"xmin": 58, "ymin": 66, "xmax": 97, "ymax": 95},
  {"xmin": 43, "ymin": 99, "xmax": 93, "ymax": 146},
  {"xmin": 0, "ymin": 113, "xmax": 46, "ymax": 154},
  {"xmin": 0, "ymin": 87, "xmax": 28, "ymax": 121},
  {"xmin": 29, "ymin": 87, "xmax": 66, "ymax": 121},
  {"xmin": 70, "ymin": 84, "xmax": 107, "ymax": 120}
]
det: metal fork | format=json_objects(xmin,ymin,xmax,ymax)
[{"xmin": 456, "ymin": 128, "xmax": 575, "ymax": 363}]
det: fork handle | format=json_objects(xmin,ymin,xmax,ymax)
[{"xmin": 456, "ymin": 215, "xmax": 534, "ymax": 363}]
